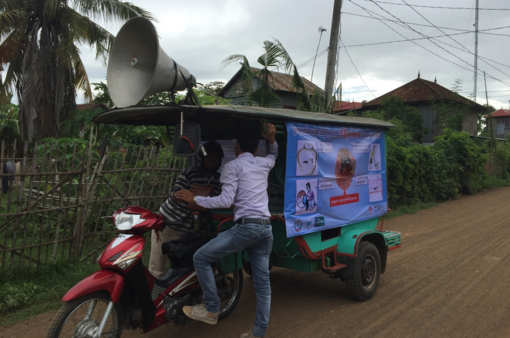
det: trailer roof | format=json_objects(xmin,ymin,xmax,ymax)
[{"xmin": 93, "ymin": 104, "xmax": 394, "ymax": 129}]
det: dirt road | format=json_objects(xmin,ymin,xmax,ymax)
[{"xmin": 3, "ymin": 187, "xmax": 510, "ymax": 338}]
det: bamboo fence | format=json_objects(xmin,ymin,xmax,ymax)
[{"xmin": 0, "ymin": 136, "xmax": 187, "ymax": 273}]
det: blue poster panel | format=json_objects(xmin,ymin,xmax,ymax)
[{"xmin": 284, "ymin": 122, "xmax": 387, "ymax": 237}]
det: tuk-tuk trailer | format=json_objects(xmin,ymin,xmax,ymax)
[{"xmin": 94, "ymin": 104, "xmax": 401, "ymax": 301}]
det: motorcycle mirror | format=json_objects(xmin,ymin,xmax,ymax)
[{"xmin": 172, "ymin": 123, "xmax": 201, "ymax": 156}]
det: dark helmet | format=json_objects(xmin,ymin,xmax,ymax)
[{"xmin": 198, "ymin": 141, "xmax": 224, "ymax": 163}]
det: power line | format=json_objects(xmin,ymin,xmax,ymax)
[
  {"xmin": 348, "ymin": 0, "xmax": 510, "ymax": 87},
  {"xmin": 297, "ymin": 48, "xmax": 329, "ymax": 69},
  {"xmin": 432, "ymin": 38, "xmax": 510, "ymax": 71},
  {"xmin": 298, "ymin": 30, "xmax": 510, "ymax": 71},
  {"xmin": 487, "ymin": 94, "xmax": 510, "ymax": 98},
  {"xmin": 342, "ymin": 12, "xmax": 510, "ymax": 37},
  {"xmin": 358, "ymin": 1, "xmax": 474, "ymax": 69},
  {"xmin": 339, "ymin": 38, "xmax": 376, "ymax": 98},
  {"xmin": 297, "ymin": 1, "xmax": 510, "ymax": 89},
  {"xmin": 356, "ymin": 0, "xmax": 510, "ymax": 85},
  {"xmin": 359, "ymin": 0, "xmax": 510, "ymax": 10},
  {"xmin": 459, "ymin": 90, "xmax": 510, "ymax": 93},
  {"xmin": 483, "ymin": 0, "xmax": 510, "ymax": 67},
  {"xmin": 399, "ymin": 0, "xmax": 510, "ymax": 87}
]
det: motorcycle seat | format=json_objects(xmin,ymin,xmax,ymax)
[
  {"xmin": 157, "ymin": 234, "xmax": 209, "ymax": 288},
  {"xmin": 157, "ymin": 266, "xmax": 194, "ymax": 288}
]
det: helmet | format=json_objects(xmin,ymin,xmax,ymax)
[{"xmin": 198, "ymin": 141, "xmax": 224, "ymax": 164}]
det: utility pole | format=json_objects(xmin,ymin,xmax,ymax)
[
  {"xmin": 484, "ymin": 71, "xmax": 488, "ymax": 107},
  {"xmin": 324, "ymin": 0, "xmax": 342, "ymax": 111},
  {"xmin": 473, "ymin": 0, "xmax": 479, "ymax": 102}
]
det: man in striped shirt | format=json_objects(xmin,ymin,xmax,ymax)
[{"xmin": 148, "ymin": 141, "xmax": 223, "ymax": 278}]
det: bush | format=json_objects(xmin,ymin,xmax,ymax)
[
  {"xmin": 0, "ymin": 282, "xmax": 39, "ymax": 314},
  {"xmin": 433, "ymin": 129, "xmax": 488, "ymax": 195},
  {"xmin": 386, "ymin": 129, "xmax": 489, "ymax": 209}
]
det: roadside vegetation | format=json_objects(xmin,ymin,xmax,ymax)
[
  {"xmin": 0, "ymin": 260, "xmax": 98, "ymax": 327},
  {"xmin": 350, "ymin": 95, "xmax": 510, "ymax": 213}
]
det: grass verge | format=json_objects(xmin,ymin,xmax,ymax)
[
  {"xmin": 386, "ymin": 201, "xmax": 440, "ymax": 219},
  {"xmin": 0, "ymin": 260, "xmax": 98, "ymax": 327}
]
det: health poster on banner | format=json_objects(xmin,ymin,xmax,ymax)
[{"xmin": 284, "ymin": 122, "xmax": 388, "ymax": 237}]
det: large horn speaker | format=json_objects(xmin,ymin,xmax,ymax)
[{"xmin": 107, "ymin": 17, "xmax": 191, "ymax": 108}]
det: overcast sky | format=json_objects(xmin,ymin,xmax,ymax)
[{"xmin": 22, "ymin": 0, "xmax": 510, "ymax": 109}]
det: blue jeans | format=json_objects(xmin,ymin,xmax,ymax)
[{"xmin": 193, "ymin": 221, "xmax": 273, "ymax": 337}]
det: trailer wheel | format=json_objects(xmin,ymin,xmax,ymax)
[{"xmin": 345, "ymin": 241, "xmax": 381, "ymax": 301}]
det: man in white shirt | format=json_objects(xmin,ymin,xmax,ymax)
[{"xmin": 175, "ymin": 123, "xmax": 277, "ymax": 338}]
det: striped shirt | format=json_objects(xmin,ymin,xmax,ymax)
[{"xmin": 159, "ymin": 166, "xmax": 221, "ymax": 229}]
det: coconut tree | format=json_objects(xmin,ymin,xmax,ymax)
[
  {"xmin": 221, "ymin": 40, "xmax": 315, "ymax": 110},
  {"xmin": 0, "ymin": 0, "xmax": 154, "ymax": 141}
]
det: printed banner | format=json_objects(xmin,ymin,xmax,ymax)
[{"xmin": 284, "ymin": 122, "xmax": 387, "ymax": 237}]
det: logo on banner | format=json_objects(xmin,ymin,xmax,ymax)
[
  {"xmin": 314, "ymin": 216, "xmax": 325, "ymax": 227},
  {"xmin": 305, "ymin": 218, "xmax": 314, "ymax": 229},
  {"xmin": 294, "ymin": 220, "xmax": 302, "ymax": 232}
]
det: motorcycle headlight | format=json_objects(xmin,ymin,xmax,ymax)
[{"xmin": 114, "ymin": 212, "xmax": 145, "ymax": 230}]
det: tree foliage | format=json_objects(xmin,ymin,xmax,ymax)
[
  {"xmin": 431, "ymin": 78, "xmax": 472, "ymax": 136},
  {"xmin": 376, "ymin": 96, "xmax": 427, "ymax": 143},
  {"xmin": 59, "ymin": 81, "xmax": 225, "ymax": 147},
  {"xmin": 221, "ymin": 40, "xmax": 321, "ymax": 111},
  {"xmin": 432, "ymin": 99, "xmax": 469, "ymax": 134},
  {"xmin": 0, "ymin": 0, "xmax": 155, "ymax": 142},
  {"xmin": 350, "ymin": 96, "xmax": 426, "ymax": 145}
]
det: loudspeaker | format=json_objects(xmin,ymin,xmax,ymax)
[{"xmin": 107, "ymin": 17, "xmax": 192, "ymax": 108}]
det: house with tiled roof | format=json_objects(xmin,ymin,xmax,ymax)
[
  {"xmin": 332, "ymin": 101, "xmax": 362, "ymax": 114},
  {"xmin": 218, "ymin": 67, "xmax": 324, "ymax": 110},
  {"xmin": 353, "ymin": 74, "xmax": 486, "ymax": 143},
  {"xmin": 483, "ymin": 109, "xmax": 510, "ymax": 139}
]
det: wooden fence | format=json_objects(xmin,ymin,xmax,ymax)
[{"xmin": 0, "ymin": 136, "xmax": 186, "ymax": 274}]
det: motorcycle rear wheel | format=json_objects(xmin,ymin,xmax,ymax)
[
  {"xmin": 47, "ymin": 291, "xmax": 123, "ymax": 338},
  {"xmin": 218, "ymin": 268, "xmax": 243, "ymax": 320}
]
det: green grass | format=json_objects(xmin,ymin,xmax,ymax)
[
  {"xmin": 485, "ymin": 176, "xmax": 510, "ymax": 189},
  {"xmin": 386, "ymin": 201, "xmax": 440, "ymax": 219},
  {"xmin": 0, "ymin": 260, "xmax": 99, "ymax": 327}
]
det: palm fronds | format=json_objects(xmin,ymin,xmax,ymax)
[
  {"xmin": 70, "ymin": 0, "xmax": 156, "ymax": 22},
  {"xmin": 1, "ymin": 0, "xmax": 155, "ymax": 141},
  {"xmin": 222, "ymin": 39, "xmax": 320, "ymax": 111}
]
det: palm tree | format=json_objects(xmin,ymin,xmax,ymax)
[
  {"xmin": 221, "ymin": 40, "xmax": 318, "ymax": 111},
  {"xmin": 0, "ymin": 0, "xmax": 154, "ymax": 142}
]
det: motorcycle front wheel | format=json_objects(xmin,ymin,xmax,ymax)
[{"xmin": 47, "ymin": 291, "xmax": 123, "ymax": 338}]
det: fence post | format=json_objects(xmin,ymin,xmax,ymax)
[{"xmin": 72, "ymin": 125, "xmax": 94, "ymax": 258}]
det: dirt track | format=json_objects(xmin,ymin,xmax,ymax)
[{"xmin": 2, "ymin": 187, "xmax": 510, "ymax": 338}]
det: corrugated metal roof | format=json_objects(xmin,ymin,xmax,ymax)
[
  {"xmin": 250, "ymin": 68, "xmax": 324, "ymax": 94},
  {"xmin": 219, "ymin": 66, "xmax": 323, "ymax": 97},
  {"xmin": 363, "ymin": 77, "xmax": 485, "ymax": 110}
]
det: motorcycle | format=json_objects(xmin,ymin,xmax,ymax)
[{"xmin": 47, "ymin": 206, "xmax": 243, "ymax": 338}]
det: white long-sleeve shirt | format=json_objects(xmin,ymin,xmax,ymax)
[{"xmin": 194, "ymin": 141, "xmax": 278, "ymax": 221}]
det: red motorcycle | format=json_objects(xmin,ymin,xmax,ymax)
[{"xmin": 47, "ymin": 206, "xmax": 243, "ymax": 338}]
